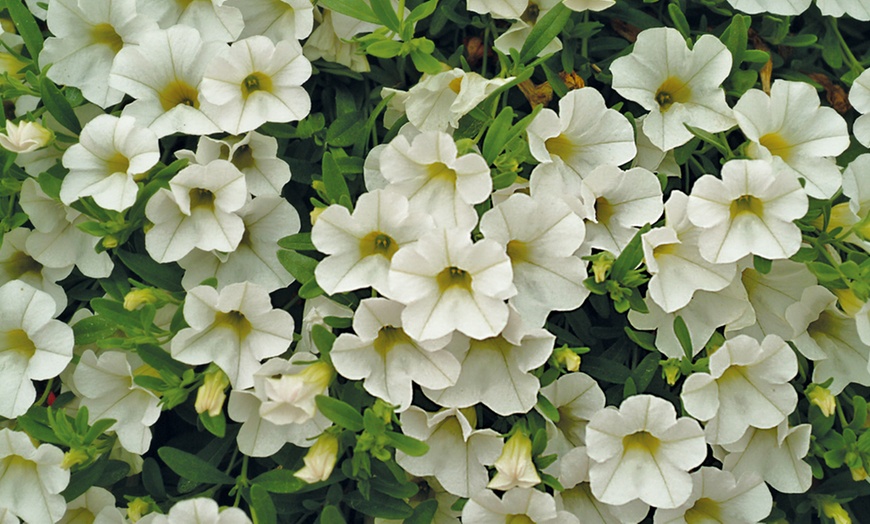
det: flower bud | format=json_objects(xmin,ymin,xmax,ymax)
[
  {"xmin": 123, "ymin": 289, "xmax": 159, "ymax": 311},
  {"xmin": 554, "ymin": 346, "xmax": 581, "ymax": 372},
  {"xmin": 806, "ymin": 384, "xmax": 837, "ymax": 418},
  {"xmin": 833, "ymin": 288, "xmax": 864, "ymax": 318},
  {"xmin": 487, "ymin": 430, "xmax": 541, "ymax": 491},
  {"xmin": 195, "ymin": 367, "xmax": 230, "ymax": 417},
  {"xmin": 662, "ymin": 359, "xmax": 681, "ymax": 386},
  {"xmin": 821, "ymin": 499, "xmax": 851, "ymax": 524},
  {"xmin": 260, "ymin": 361, "xmax": 334, "ymax": 425},
  {"xmin": 294, "ymin": 432, "xmax": 340, "ymax": 483},
  {"xmin": 61, "ymin": 448, "xmax": 90, "ymax": 470},
  {"xmin": 590, "ymin": 252, "xmax": 615, "ymax": 283},
  {"xmin": 127, "ymin": 498, "xmax": 152, "ymax": 523},
  {"xmin": 0, "ymin": 120, "xmax": 53, "ymax": 153},
  {"xmin": 850, "ymin": 465, "xmax": 867, "ymax": 482}
]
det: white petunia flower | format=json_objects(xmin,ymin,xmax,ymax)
[
  {"xmin": 295, "ymin": 296, "xmax": 353, "ymax": 355},
  {"xmin": 389, "ymin": 228, "xmax": 514, "ymax": 341},
  {"xmin": 60, "ymin": 114, "xmax": 159, "ymax": 212},
  {"xmin": 487, "ymin": 431, "xmax": 541, "ymax": 490},
  {"xmin": 652, "ymin": 468, "xmax": 772, "ymax": 524},
  {"xmin": 724, "ymin": 0, "xmax": 810, "ymax": 14},
  {"xmin": 331, "ymin": 298, "xmax": 461, "ymax": 412},
  {"xmin": 817, "ymin": 0, "xmax": 870, "ymax": 19},
  {"xmin": 719, "ymin": 421, "xmax": 813, "ymax": 494},
  {"xmin": 138, "ymin": 498, "xmax": 252, "ymax": 524},
  {"xmin": 733, "ymin": 80, "xmax": 850, "ymax": 199},
  {"xmin": 0, "ymin": 280, "xmax": 73, "ymax": 418},
  {"xmin": 303, "ymin": 9, "xmax": 370, "ymax": 73},
  {"xmin": 462, "ymin": 488, "xmax": 580, "ymax": 524},
  {"xmin": 178, "ymin": 195, "xmax": 300, "ymax": 292},
  {"xmin": 850, "ymin": 70, "xmax": 870, "ymax": 147},
  {"xmin": 141, "ymin": 0, "xmax": 244, "ymax": 42},
  {"xmin": 110, "ymin": 26, "xmax": 223, "ymax": 138},
  {"xmin": 582, "ymin": 165, "xmax": 664, "ymax": 255},
  {"xmin": 60, "ymin": 486, "xmax": 126, "ymax": 524},
  {"xmin": 687, "ymin": 159, "xmax": 808, "ymax": 264},
  {"xmin": 632, "ymin": 115, "xmax": 681, "ymax": 177},
  {"xmin": 611, "ymin": 27, "xmax": 735, "ymax": 151},
  {"xmin": 480, "ymin": 193, "xmax": 588, "ymax": 329},
  {"xmin": 396, "ymin": 407, "xmax": 503, "ymax": 498},
  {"xmin": 201, "ymin": 36, "xmax": 312, "ymax": 135},
  {"xmin": 73, "ymin": 350, "xmax": 162, "ymax": 455},
  {"xmin": 259, "ymin": 359, "xmax": 333, "ymax": 426},
  {"xmin": 493, "ymin": 0, "xmax": 564, "ymax": 58},
  {"xmin": 527, "ymin": 87, "xmax": 636, "ymax": 179},
  {"xmin": 145, "ymin": 160, "xmax": 247, "ymax": 263},
  {"xmin": 538, "ymin": 372, "xmax": 605, "ymax": 456},
  {"xmin": 228, "ymin": 0, "xmax": 315, "ymax": 42},
  {"xmin": 378, "ymin": 130, "xmax": 491, "ymax": 230},
  {"xmin": 0, "ymin": 429, "xmax": 69, "ymax": 524},
  {"xmin": 0, "ymin": 120, "xmax": 52, "ymax": 154},
  {"xmin": 681, "ymin": 334, "xmax": 798, "ymax": 445},
  {"xmin": 171, "ymin": 282, "xmax": 295, "ymax": 390},
  {"xmin": 0, "ymin": 228, "xmax": 70, "ymax": 315},
  {"xmin": 312, "ymin": 190, "xmax": 434, "ymax": 296},
  {"xmin": 586, "ymin": 394, "xmax": 707, "ymax": 509},
  {"xmin": 41, "ymin": 0, "xmax": 158, "ymax": 107},
  {"xmin": 560, "ymin": 484, "xmax": 650, "ymax": 524}
]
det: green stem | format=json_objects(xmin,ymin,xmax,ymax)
[
  {"xmin": 829, "ymin": 18, "xmax": 864, "ymax": 74},
  {"xmin": 233, "ymin": 455, "xmax": 249, "ymax": 508},
  {"xmin": 581, "ymin": 11, "xmax": 590, "ymax": 60},
  {"xmin": 36, "ymin": 377, "xmax": 54, "ymax": 406}
]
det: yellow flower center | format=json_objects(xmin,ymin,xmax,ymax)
[
  {"xmin": 0, "ymin": 329, "xmax": 36, "ymax": 359},
  {"xmin": 105, "ymin": 152, "xmax": 130, "ymax": 175},
  {"xmin": 427, "ymin": 162, "xmax": 458, "ymax": 183},
  {"xmin": 4, "ymin": 251, "xmax": 42, "ymax": 278},
  {"xmin": 372, "ymin": 325, "xmax": 413, "ymax": 355},
  {"xmin": 242, "ymin": 73, "xmax": 273, "ymax": 99},
  {"xmin": 544, "ymin": 133, "xmax": 574, "ymax": 160},
  {"xmin": 159, "ymin": 79, "xmax": 200, "ymax": 111},
  {"xmin": 521, "ymin": 2, "xmax": 540, "ymax": 23},
  {"xmin": 758, "ymin": 132, "xmax": 792, "ymax": 162},
  {"xmin": 91, "ymin": 23, "xmax": 123, "ymax": 53},
  {"xmin": 595, "ymin": 196, "xmax": 615, "ymax": 223},
  {"xmin": 506, "ymin": 515, "xmax": 534, "ymax": 524},
  {"xmin": 448, "ymin": 77, "xmax": 463, "ymax": 94},
  {"xmin": 655, "ymin": 77, "xmax": 691, "ymax": 111},
  {"xmin": 506, "ymin": 240, "xmax": 530, "ymax": 263},
  {"xmin": 685, "ymin": 498, "xmax": 722, "ymax": 524},
  {"xmin": 189, "ymin": 188, "xmax": 216, "ymax": 210},
  {"xmin": 214, "ymin": 310, "xmax": 253, "ymax": 339},
  {"xmin": 622, "ymin": 431, "xmax": 660, "ymax": 454},
  {"xmin": 232, "ymin": 144, "xmax": 255, "ymax": 170},
  {"xmin": 729, "ymin": 194, "xmax": 764, "ymax": 219},
  {"xmin": 359, "ymin": 232, "xmax": 399, "ymax": 260},
  {"xmin": 436, "ymin": 266, "xmax": 472, "ymax": 292}
]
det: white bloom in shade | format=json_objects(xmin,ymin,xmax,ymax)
[
  {"xmin": 538, "ymin": 372, "xmax": 605, "ymax": 454},
  {"xmin": 40, "ymin": 0, "xmax": 158, "ymax": 107},
  {"xmin": 0, "ymin": 280, "xmax": 72, "ymax": 418},
  {"xmin": 462, "ymin": 488, "xmax": 580, "ymax": 524},
  {"xmin": 296, "ymin": 296, "xmax": 353, "ymax": 355},
  {"xmin": 138, "ymin": 498, "xmax": 252, "ymax": 524},
  {"xmin": 583, "ymin": 165, "xmax": 664, "ymax": 255},
  {"xmin": 201, "ymin": 36, "xmax": 312, "ymax": 135},
  {"xmin": 817, "ymin": 0, "xmax": 870, "ymax": 19},
  {"xmin": 527, "ymin": 87, "xmax": 636, "ymax": 179},
  {"xmin": 145, "ymin": 160, "xmax": 247, "ymax": 263},
  {"xmin": 724, "ymin": 0, "xmax": 810, "ymax": 14},
  {"xmin": 389, "ymin": 228, "xmax": 514, "ymax": 341},
  {"xmin": 331, "ymin": 298, "xmax": 460, "ymax": 412},
  {"xmin": 653, "ymin": 468, "xmax": 772, "ymax": 524},
  {"xmin": 176, "ymin": 132, "xmax": 292, "ymax": 197},
  {"xmin": 480, "ymin": 193, "xmax": 588, "ymax": 328},
  {"xmin": 294, "ymin": 432, "xmax": 340, "ymax": 484},
  {"xmin": 633, "ymin": 115, "xmax": 681, "ymax": 178},
  {"xmin": 73, "ymin": 350, "xmax": 162, "ymax": 454},
  {"xmin": 0, "ymin": 429, "xmax": 69, "ymax": 524},
  {"xmin": 494, "ymin": 0, "xmax": 563, "ymax": 58},
  {"xmin": 228, "ymin": 0, "xmax": 315, "ymax": 42},
  {"xmin": 227, "ymin": 354, "xmax": 332, "ymax": 457},
  {"xmin": 586, "ymin": 394, "xmax": 707, "ymax": 509},
  {"xmin": 171, "ymin": 282, "xmax": 295, "ymax": 390},
  {"xmin": 733, "ymin": 80, "xmax": 850, "ymax": 199},
  {"xmin": 379, "ymin": 131, "xmax": 491, "ymax": 230},
  {"xmin": 466, "ymin": 0, "xmax": 526, "ymax": 19},
  {"xmin": 564, "ymin": 0, "xmax": 615, "ymax": 10},
  {"xmin": 610, "ymin": 27, "xmax": 735, "ymax": 151},
  {"xmin": 643, "ymin": 191, "xmax": 736, "ymax": 313},
  {"xmin": 423, "ymin": 308, "xmax": 553, "ymax": 415},
  {"xmin": 687, "ymin": 159, "xmax": 808, "ymax": 264},
  {"xmin": 0, "ymin": 228, "xmax": 70, "ymax": 315},
  {"xmin": 529, "ymin": 158, "xmax": 597, "ymax": 222},
  {"xmin": 487, "ymin": 431, "xmax": 541, "ymax": 490},
  {"xmin": 179, "ymin": 195, "xmax": 300, "ymax": 292},
  {"xmin": 681, "ymin": 334, "xmax": 798, "ymax": 445},
  {"xmin": 719, "ymin": 421, "xmax": 813, "ymax": 494},
  {"xmin": 850, "ymin": 70, "xmax": 870, "ymax": 147},
  {"xmin": 560, "ymin": 484, "xmax": 650, "ymax": 524},
  {"xmin": 629, "ymin": 277, "xmax": 753, "ymax": 359},
  {"xmin": 312, "ymin": 190, "xmax": 435, "ymax": 296},
  {"xmin": 60, "ymin": 115, "xmax": 159, "ymax": 212},
  {"xmin": 0, "ymin": 120, "xmax": 52, "ymax": 153},
  {"xmin": 110, "ymin": 26, "xmax": 223, "ymax": 138},
  {"xmin": 141, "ymin": 0, "xmax": 244, "ymax": 42},
  {"xmin": 397, "ymin": 407, "xmax": 503, "ymax": 498},
  {"xmin": 60, "ymin": 486, "xmax": 126, "ymax": 524},
  {"xmin": 260, "ymin": 360, "xmax": 333, "ymax": 425},
  {"xmin": 303, "ymin": 10, "xmax": 370, "ymax": 73}
]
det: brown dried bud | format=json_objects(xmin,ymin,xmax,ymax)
[
  {"xmin": 464, "ymin": 36, "xmax": 485, "ymax": 66},
  {"xmin": 611, "ymin": 18, "xmax": 640, "ymax": 43},
  {"xmin": 559, "ymin": 71, "xmax": 585, "ymax": 90},
  {"xmin": 517, "ymin": 79, "xmax": 553, "ymax": 108},
  {"xmin": 807, "ymin": 72, "xmax": 852, "ymax": 114}
]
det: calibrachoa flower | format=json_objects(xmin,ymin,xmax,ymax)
[
  {"xmin": 0, "ymin": 228, "xmax": 70, "ymax": 315},
  {"xmin": 719, "ymin": 421, "xmax": 813, "ymax": 494},
  {"xmin": 652, "ymin": 468, "xmax": 772, "ymax": 524},
  {"xmin": 462, "ymin": 488, "xmax": 580, "ymax": 524},
  {"xmin": 60, "ymin": 486, "xmax": 126, "ymax": 524},
  {"xmin": 586, "ymin": 394, "xmax": 707, "ymax": 509},
  {"xmin": 538, "ymin": 372, "xmax": 606, "ymax": 453},
  {"xmin": 294, "ymin": 432, "xmax": 340, "ymax": 484},
  {"xmin": 229, "ymin": 0, "xmax": 315, "ymax": 42},
  {"xmin": 0, "ymin": 119, "xmax": 52, "ymax": 153},
  {"xmin": 171, "ymin": 282, "xmax": 295, "ymax": 389},
  {"xmin": 0, "ymin": 428, "xmax": 69, "ymax": 524},
  {"xmin": 146, "ymin": 0, "xmax": 244, "ymax": 42},
  {"xmin": 610, "ymin": 27, "xmax": 735, "ymax": 151},
  {"xmin": 487, "ymin": 430, "xmax": 541, "ymax": 490},
  {"xmin": 138, "ymin": 498, "xmax": 252, "ymax": 524},
  {"xmin": 851, "ymin": 70, "xmax": 870, "ymax": 147}
]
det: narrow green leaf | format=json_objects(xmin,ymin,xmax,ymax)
[
  {"xmin": 610, "ymin": 225, "xmax": 650, "ymax": 281},
  {"xmin": 72, "ymin": 316, "xmax": 117, "ymax": 346},
  {"xmin": 319, "ymin": 0, "xmax": 380, "ymax": 23},
  {"xmin": 370, "ymin": 0, "xmax": 402, "ymax": 32},
  {"xmin": 62, "ymin": 453, "xmax": 108, "ymax": 502},
  {"xmin": 312, "ymin": 324, "xmax": 337, "ymax": 354},
  {"xmin": 4, "ymin": 0, "xmax": 43, "ymax": 62},
  {"xmin": 673, "ymin": 316, "xmax": 693, "ymax": 360},
  {"xmin": 482, "ymin": 106, "xmax": 515, "ymax": 164},
  {"xmin": 158, "ymin": 447, "xmax": 236, "ymax": 485},
  {"xmin": 407, "ymin": 0, "xmax": 438, "ymax": 25},
  {"xmin": 116, "ymin": 250, "xmax": 185, "ymax": 292},
  {"xmin": 632, "ymin": 353, "xmax": 660, "ymax": 392},
  {"xmin": 327, "ymin": 111, "xmax": 368, "ymax": 148},
  {"xmin": 40, "ymin": 77, "xmax": 81, "ymax": 135},
  {"xmin": 321, "ymin": 505, "xmax": 347, "ymax": 524},
  {"xmin": 250, "ymin": 484, "xmax": 278, "ymax": 524},
  {"xmin": 277, "ymin": 249, "xmax": 318, "ymax": 283},
  {"xmin": 142, "ymin": 458, "xmax": 167, "ymax": 499},
  {"xmin": 536, "ymin": 393, "xmax": 560, "ymax": 423},
  {"xmin": 385, "ymin": 430, "xmax": 428, "ymax": 456},
  {"xmin": 753, "ymin": 255, "xmax": 772, "ymax": 274},
  {"xmin": 316, "ymin": 395, "xmax": 364, "ymax": 432},
  {"xmin": 520, "ymin": 3, "xmax": 571, "ymax": 63},
  {"xmin": 137, "ymin": 344, "xmax": 188, "ymax": 377},
  {"xmin": 667, "ymin": 2, "xmax": 691, "ymax": 40},
  {"xmin": 322, "ymin": 152, "xmax": 351, "ymax": 208},
  {"xmin": 409, "ymin": 49, "xmax": 443, "ymax": 75},
  {"xmin": 252, "ymin": 469, "xmax": 307, "ymax": 494},
  {"xmin": 345, "ymin": 491, "xmax": 414, "ymax": 519},
  {"xmin": 83, "ymin": 418, "xmax": 117, "ymax": 445},
  {"xmin": 624, "ymin": 326, "xmax": 657, "ymax": 352},
  {"xmin": 199, "ymin": 411, "xmax": 226, "ymax": 438},
  {"xmin": 366, "ymin": 40, "xmax": 404, "ymax": 58}
]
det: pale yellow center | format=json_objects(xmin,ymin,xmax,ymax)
[
  {"xmin": 91, "ymin": 23, "xmax": 123, "ymax": 53},
  {"xmin": 758, "ymin": 132, "xmax": 792, "ymax": 161},
  {"xmin": 4, "ymin": 251, "xmax": 42, "ymax": 278},
  {"xmin": 232, "ymin": 144, "xmax": 255, "ymax": 170},
  {"xmin": 655, "ymin": 77, "xmax": 691, "ymax": 111},
  {"xmin": 729, "ymin": 194, "xmax": 764, "ymax": 219},
  {"xmin": 685, "ymin": 497, "xmax": 722, "ymax": 524},
  {"xmin": 427, "ymin": 162, "xmax": 458, "ymax": 184},
  {"xmin": 242, "ymin": 73, "xmax": 273, "ymax": 99},
  {"xmin": 506, "ymin": 240, "xmax": 530, "ymax": 263},
  {"xmin": 159, "ymin": 80, "xmax": 200, "ymax": 111},
  {"xmin": 105, "ymin": 152, "xmax": 130, "ymax": 175},
  {"xmin": 359, "ymin": 231, "xmax": 399, "ymax": 260},
  {"xmin": 506, "ymin": 515, "xmax": 534, "ymax": 524},
  {"xmin": 595, "ymin": 197, "xmax": 615, "ymax": 223},
  {"xmin": 436, "ymin": 266, "xmax": 472, "ymax": 292},
  {"xmin": 448, "ymin": 77, "xmax": 463, "ymax": 94},
  {"xmin": 545, "ymin": 133, "xmax": 574, "ymax": 160},
  {"xmin": 622, "ymin": 431, "xmax": 660, "ymax": 454},
  {"xmin": 372, "ymin": 325, "xmax": 413, "ymax": 356},
  {"xmin": 0, "ymin": 329, "xmax": 36, "ymax": 359},
  {"xmin": 214, "ymin": 310, "xmax": 252, "ymax": 339},
  {"xmin": 188, "ymin": 188, "xmax": 216, "ymax": 210}
]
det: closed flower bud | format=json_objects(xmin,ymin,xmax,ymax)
[
  {"xmin": 554, "ymin": 346, "xmax": 581, "ymax": 372},
  {"xmin": 294, "ymin": 432, "xmax": 340, "ymax": 483},
  {"xmin": 806, "ymin": 384, "xmax": 837, "ymax": 417},
  {"xmin": 195, "ymin": 367, "xmax": 230, "ymax": 417},
  {"xmin": 0, "ymin": 120, "xmax": 53, "ymax": 153},
  {"xmin": 487, "ymin": 430, "xmax": 541, "ymax": 491},
  {"xmin": 821, "ymin": 499, "xmax": 851, "ymax": 524}
]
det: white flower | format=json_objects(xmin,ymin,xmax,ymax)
[
  {"xmin": 652, "ymin": 468, "xmax": 772, "ymax": 524},
  {"xmin": 312, "ymin": 190, "xmax": 434, "ymax": 296},
  {"xmin": 0, "ymin": 429, "xmax": 69, "ymax": 524},
  {"xmin": 73, "ymin": 350, "xmax": 162, "ymax": 454},
  {"xmin": 487, "ymin": 431, "xmax": 541, "ymax": 490},
  {"xmin": 528, "ymin": 87, "xmax": 636, "ymax": 178},
  {"xmin": 295, "ymin": 296, "xmax": 353, "ymax": 355},
  {"xmin": 145, "ymin": 160, "xmax": 247, "ymax": 263},
  {"xmin": 586, "ymin": 394, "xmax": 707, "ymax": 509},
  {"xmin": 0, "ymin": 280, "xmax": 73, "ymax": 418},
  {"xmin": 462, "ymin": 488, "xmax": 580, "ymax": 524},
  {"xmin": 60, "ymin": 486, "xmax": 126, "ymax": 524},
  {"xmin": 138, "ymin": 498, "xmax": 252, "ymax": 524},
  {"xmin": 397, "ymin": 407, "xmax": 503, "ymax": 498},
  {"xmin": 60, "ymin": 114, "xmax": 159, "ymax": 212},
  {"xmin": 681, "ymin": 334, "xmax": 798, "ymax": 445},
  {"xmin": 733, "ymin": 80, "xmax": 850, "ymax": 199},
  {"xmin": 171, "ymin": 282, "xmax": 295, "ymax": 390},
  {"xmin": 719, "ymin": 421, "xmax": 813, "ymax": 494},
  {"xmin": 494, "ymin": 0, "xmax": 564, "ymax": 58},
  {"xmin": 816, "ymin": 0, "xmax": 870, "ymax": 19},
  {"xmin": 687, "ymin": 159, "xmax": 808, "ymax": 264},
  {"xmin": 0, "ymin": 120, "xmax": 52, "ymax": 153},
  {"xmin": 142, "ymin": 0, "xmax": 244, "ymax": 42},
  {"xmin": 0, "ymin": 228, "xmax": 69, "ymax": 315},
  {"xmin": 724, "ymin": 0, "xmax": 810, "ymax": 14},
  {"xmin": 378, "ymin": 131, "xmax": 492, "ymax": 230},
  {"xmin": 260, "ymin": 359, "xmax": 333, "ymax": 425},
  {"xmin": 331, "ymin": 298, "xmax": 460, "ymax": 412},
  {"xmin": 294, "ymin": 432, "xmax": 340, "ymax": 484},
  {"xmin": 41, "ymin": 0, "xmax": 158, "ymax": 107},
  {"xmin": 303, "ymin": 10, "xmax": 370, "ymax": 73},
  {"xmin": 560, "ymin": 484, "xmax": 650, "ymax": 524},
  {"xmin": 229, "ymin": 0, "xmax": 315, "ymax": 42},
  {"xmin": 479, "ymin": 193, "xmax": 588, "ymax": 328},
  {"xmin": 389, "ymin": 228, "xmax": 514, "ymax": 341},
  {"xmin": 610, "ymin": 27, "xmax": 735, "ymax": 151},
  {"xmin": 538, "ymin": 372, "xmax": 605, "ymax": 454},
  {"xmin": 110, "ymin": 26, "xmax": 223, "ymax": 138},
  {"xmin": 201, "ymin": 36, "xmax": 312, "ymax": 135},
  {"xmin": 850, "ymin": 70, "xmax": 870, "ymax": 148}
]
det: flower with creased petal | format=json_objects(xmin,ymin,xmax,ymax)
[
  {"xmin": 0, "ymin": 120, "xmax": 52, "ymax": 153},
  {"xmin": 487, "ymin": 431, "xmax": 541, "ymax": 490},
  {"xmin": 462, "ymin": 488, "xmax": 580, "ymax": 524},
  {"xmin": 0, "ymin": 428, "xmax": 69, "ymax": 524},
  {"xmin": 138, "ymin": 498, "xmax": 252, "ymax": 524},
  {"xmin": 652, "ymin": 468, "xmax": 772, "ymax": 524},
  {"xmin": 719, "ymin": 421, "xmax": 813, "ymax": 494}
]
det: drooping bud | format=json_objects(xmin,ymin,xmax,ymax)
[
  {"xmin": 554, "ymin": 346, "xmax": 581, "ymax": 372},
  {"xmin": 123, "ymin": 288, "xmax": 159, "ymax": 311},
  {"xmin": 806, "ymin": 384, "xmax": 837, "ymax": 418},
  {"xmin": 294, "ymin": 432, "xmax": 340, "ymax": 484},
  {"xmin": 820, "ymin": 499, "xmax": 852, "ymax": 524},
  {"xmin": 195, "ymin": 367, "xmax": 230, "ymax": 417},
  {"xmin": 0, "ymin": 120, "xmax": 53, "ymax": 153},
  {"xmin": 487, "ymin": 430, "xmax": 541, "ymax": 491}
]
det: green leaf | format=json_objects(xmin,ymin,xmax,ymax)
[
  {"xmin": 83, "ymin": 418, "xmax": 117, "ymax": 445},
  {"xmin": 610, "ymin": 225, "xmax": 650, "ymax": 281},
  {"xmin": 321, "ymin": 505, "xmax": 347, "ymax": 524},
  {"xmin": 116, "ymin": 250, "xmax": 185, "ymax": 292},
  {"xmin": 157, "ymin": 447, "xmax": 236, "ymax": 485},
  {"xmin": 719, "ymin": 14, "xmax": 749, "ymax": 67},
  {"xmin": 623, "ymin": 376, "xmax": 638, "ymax": 397},
  {"xmin": 4, "ymin": 0, "xmax": 43, "ymax": 63},
  {"xmin": 277, "ymin": 250, "xmax": 318, "ymax": 283},
  {"xmin": 366, "ymin": 40, "xmax": 404, "ymax": 58},
  {"xmin": 142, "ymin": 458, "xmax": 167, "ymax": 499},
  {"xmin": 520, "ymin": 3, "xmax": 571, "ymax": 63},
  {"xmin": 404, "ymin": 500, "xmax": 438, "ymax": 524},
  {"xmin": 319, "ymin": 0, "xmax": 380, "ymax": 23},
  {"xmin": 409, "ymin": 49, "xmax": 443, "ymax": 75},
  {"xmin": 327, "ymin": 111, "xmax": 369, "ymax": 148},
  {"xmin": 312, "ymin": 324, "xmax": 337, "ymax": 354},
  {"xmin": 406, "ymin": 0, "xmax": 438, "ymax": 25},
  {"xmin": 482, "ymin": 106, "xmax": 515, "ymax": 164},
  {"xmin": 684, "ymin": 124, "xmax": 730, "ymax": 156},
  {"xmin": 753, "ymin": 255, "xmax": 772, "ymax": 274},
  {"xmin": 298, "ymin": 278, "xmax": 325, "ymax": 299},
  {"xmin": 72, "ymin": 315, "xmax": 117, "ymax": 346},
  {"xmin": 582, "ymin": 356, "xmax": 630, "ymax": 384},
  {"xmin": 631, "ymin": 353, "xmax": 660, "ymax": 392},
  {"xmin": 322, "ymin": 152, "xmax": 352, "ymax": 209},
  {"xmin": 345, "ymin": 491, "xmax": 414, "ymax": 519},
  {"xmin": 780, "ymin": 34, "xmax": 817, "ymax": 47},
  {"xmin": 40, "ymin": 77, "xmax": 81, "ymax": 135},
  {"xmin": 252, "ymin": 469, "xmax": 307, "ymax": 493},
  {"xmin": 667, "ymin": 2, "xmax": 692, "ymax": 40},
  {"xmin": 62, "ymin": 453, "xmax": 109, "ymax": 502},
  {"xmin": 137, "ymin": 344, "xmax": 188, "ymax": 377},
  {"xmin": 370, "ymin": 0, "xmax": 402, "ymax": 32},
  {"xmin": 536, "ymin": 393, "xmax": 560, "ymax": 423},
  {"xmin": 199, "ymin": 411, "xmax": 226, "ymax": 438},
  {"xmin": 315, "ymin": 395, "xmax": 364, "ymax": 432},
  {"xmin": 624, "ymin": 326, "xmax": 657, "ymax": 352},
  {"xmin": 385, "ymin": 430, "xmax": 429, "ymax": 457},
  {"xmin": 250, "ymin": 484, "xmax": 278, "ymax": 524},
  {"xmin": 673, "ymin": 316, "xmax": 693, "ymax": 360}
]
